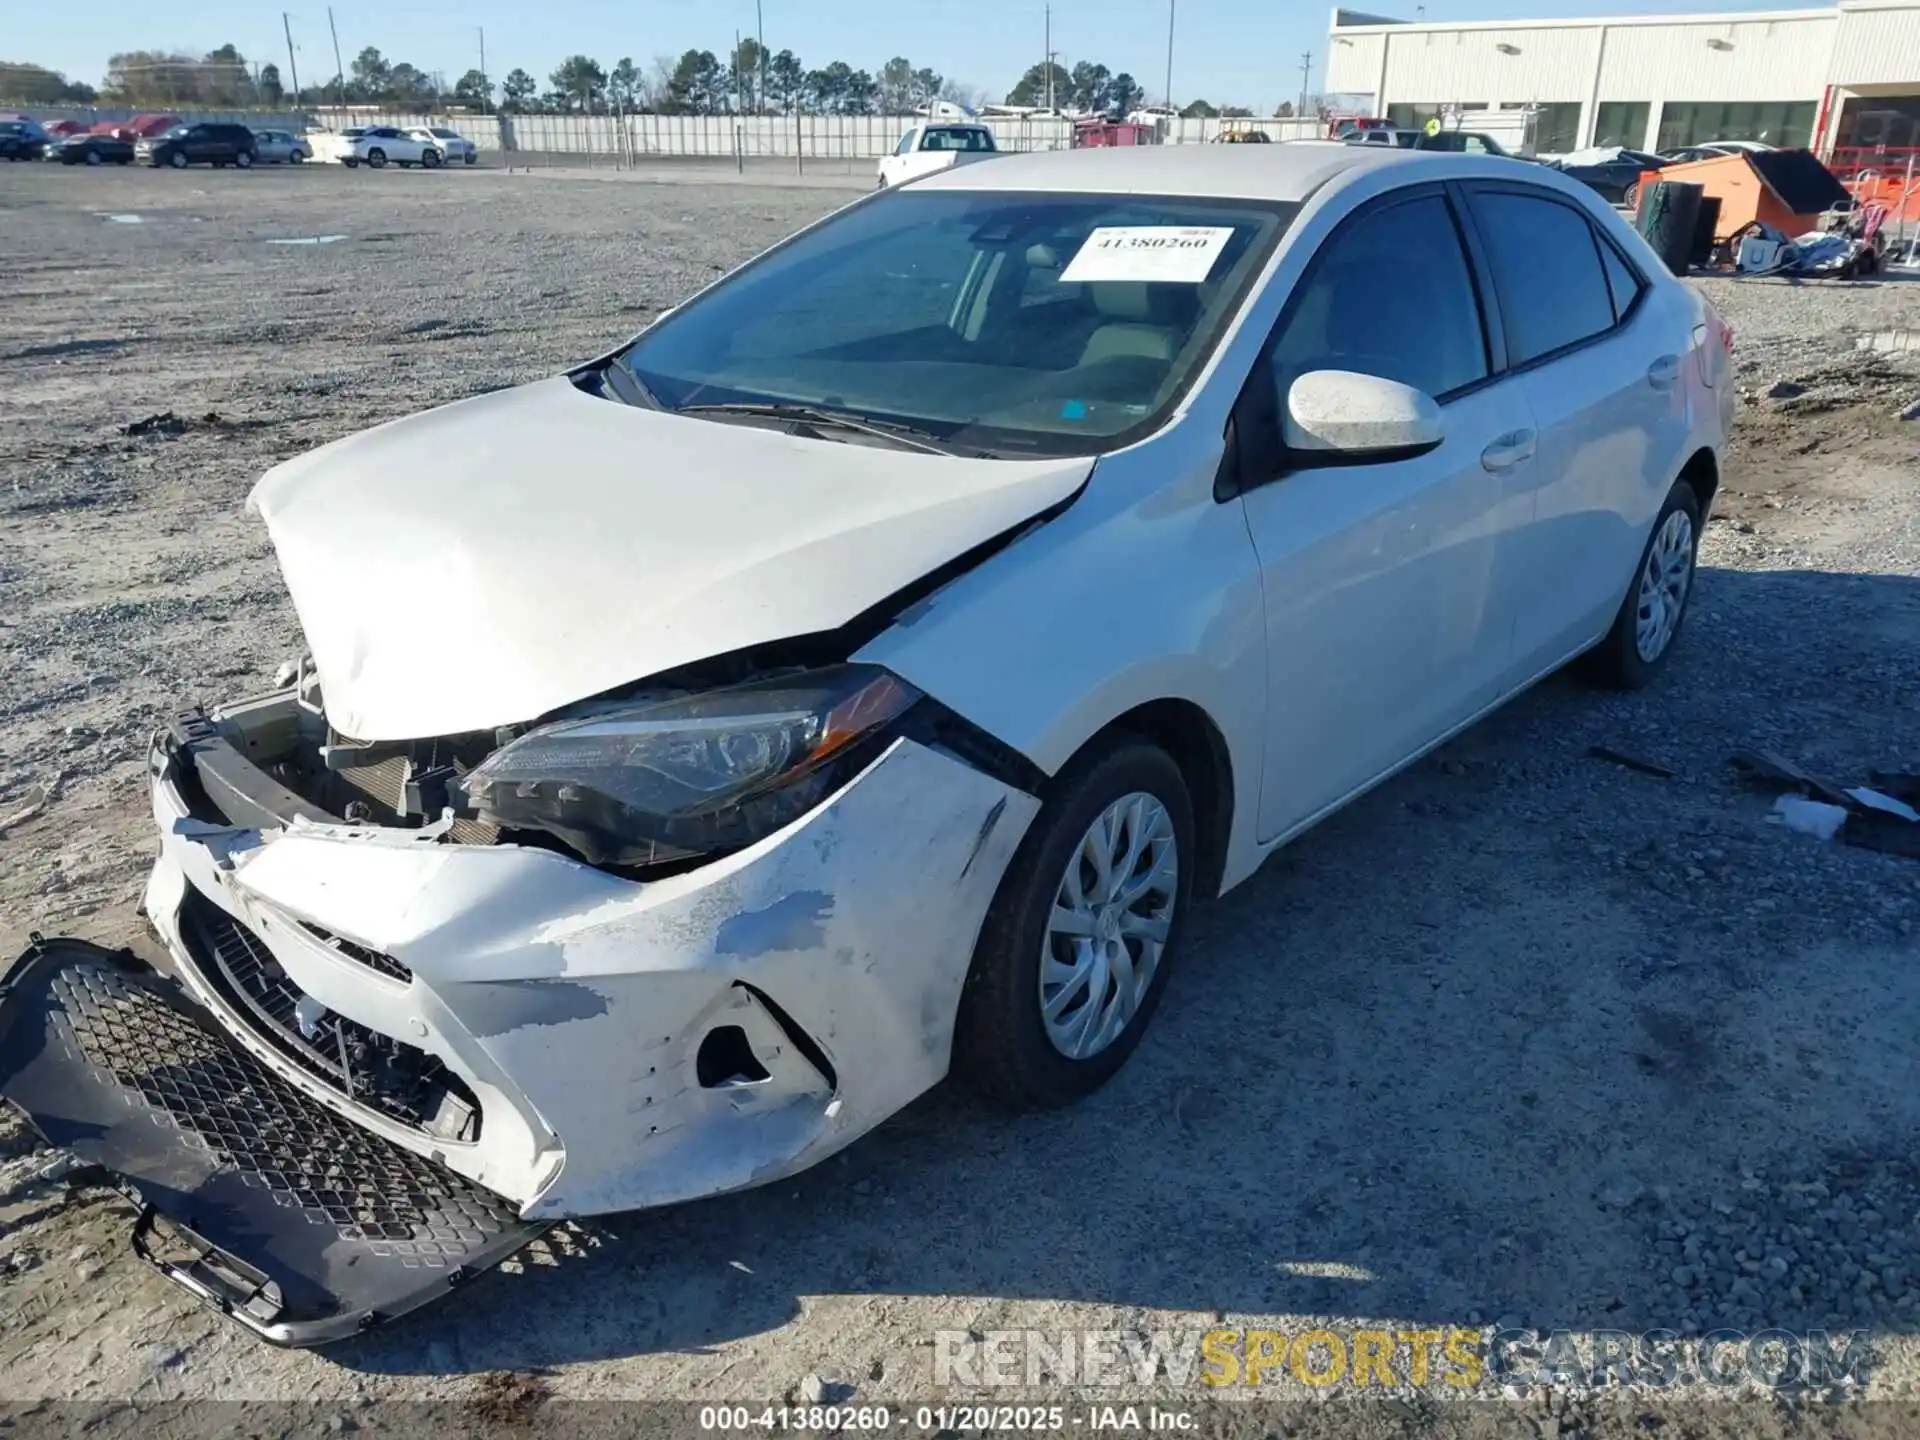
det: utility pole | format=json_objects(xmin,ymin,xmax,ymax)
[
  {"xmin": 327, "ymin": 6, "xmax": 345, "ymax": 104},
  {"xmin": 478, "ymin": 26, "xmax": 486, "ymax": 106},
  {"xmin": 282, "ymin": 12, "xmax": 302, "ymax": 106},
  {"xmin": 1165, "ymin": 0, "xmax": 1177, "ymax": 112},
  {"xmin": 756, "ymin": 0, "xmax": 766, "ymax": 112},
  {"xmin": 1044, "ymin": 4, "xmax": 1053, "ymax": 113},
  {"xmin": 1298, "ymin": 52, "xmax": 1312, "ymax": 122}
]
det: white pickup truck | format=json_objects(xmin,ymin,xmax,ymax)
[{"xmin": 877, "ymin": 123, "xmax": 1000, "ymax": 188}]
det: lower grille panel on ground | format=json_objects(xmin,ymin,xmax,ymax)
[{"xmin": 0, "ymin": 937, "xmax": 545, "ymax": 1345}]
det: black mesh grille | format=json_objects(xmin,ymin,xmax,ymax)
[{"xmin": 47, "ymin": 961, "xmax": 519, "ymax": 1250}]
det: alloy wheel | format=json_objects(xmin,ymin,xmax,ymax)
[
  {"xmin": 1634, "ymin": 509, "xmax": 1695, "ymax": 662},
  {"xmin": 1039, "ymin": 792, "xmax": 1179, "ymax": 1060}
]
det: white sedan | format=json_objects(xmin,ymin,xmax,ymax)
[
  {"xmin": 408, "ymin": 125, "xmax": 477, "ymax": 164},
  {"xmin": 2, "ymin": 144, "xmax": 1732, "ymax": 1344}
]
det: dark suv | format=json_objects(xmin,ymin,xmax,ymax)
[
  {"xmin": 0, "ymin": 122, "xmax": 47, "ymax": 161},
  {"xmin": 139, "ymin": 123, "xmax": 258, "ymax": 169}
]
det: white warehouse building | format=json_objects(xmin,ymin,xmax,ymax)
[{"xmin": 1324, "ymin": 0, "xmax": 1920, "ymax": 159}]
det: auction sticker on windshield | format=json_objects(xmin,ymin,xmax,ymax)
[{"xmin": 1060, "ymin": 226, "xmax": 1235, "ymax": 284}]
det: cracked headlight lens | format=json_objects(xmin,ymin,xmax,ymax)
[{"xmin": 459, "ymin": 665, "xmax": 920, "ymax": 868}]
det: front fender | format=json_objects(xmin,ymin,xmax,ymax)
[{"xmin": 856, "ymin": 424, "xmax": 1269, "ymax": 893}]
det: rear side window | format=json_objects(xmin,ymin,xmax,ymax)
[
  {"xmin": 1469, "ymin": 189, "xmax": 1618, "ymax": 364},
  {"xmin": 1597, "ymin": 238, "xmax": 1645, "ymax": 321},
  {"xmin": 1267, "ymin": 191, "xmax": 1489, "ymax": 402}
]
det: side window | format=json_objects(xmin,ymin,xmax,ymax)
[
  {"xmin": 1267, "ymin": 192, "xmax": 1490, "ymax": 405},
  {"xmin": 894, "ymin": 131, "xmax": 916, "ymax": 155},
  {"xmin": 1597, "ymin": 236, "xmax": 1645, "ymax": 322},
  {"xmin": 1470, "ymin": 189, "xmax": 1617, "ymax": 363},
  {"xmin": 1461, "ymin": 135, "xmax": 1490, "ymax": 154}
]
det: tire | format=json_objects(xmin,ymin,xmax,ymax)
[
  {"xmin": 954, "ymin": 736, "xmax": 1196, "ymax": 1110},
  {"xmin": 116, "ymin": 156, "xmax": 132, "ymax": 165},
  {"xmin": 85, "ymin": 149, "xmax": 102, "ymax": 166},
  {"xmin": 1583, "ymin": 478, "xmax": 1703, "ymax": 690},
  {"xmin": 367, "ymin": 148, "xmax": 387, "ymax": 169},
  {"xmin": 464, "ymin": 151, "xmax": 476, "ymax": 165},
  {"xmin": 343, "ymin": 156, "xmax": 359, "ymax": 169},
  {"xmin": 236, "ymin": 150, "xmax": 253, "ymax": 168},
  {"xmin": 169, "ymin": 151, "xmax": 187, "ymax": 169},
  {"xmin": 290, "ymin": 151, "xmax": 305, "ymax": 163},
  {"xmin": 1624, "ymin": 181, "xmax": 1641, "ymax": 211},
  {"xmin": 422, "ymin": 149, "xmax": 441, "ymax": 168}
]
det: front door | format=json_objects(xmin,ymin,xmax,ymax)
[{"xmin": 1236, "ymin": 185, "xmax": 1538, "ymax": 841}]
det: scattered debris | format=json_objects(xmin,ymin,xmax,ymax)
[
  {"xmin": 1729, "ymin": 749, "xmax": 1853, "ymax": 808},
  {"xmin": 799, "ymin": 1374, "xmax": 854, "ymax": 1404},
  {"xmin": 265, "ymin": 234, "xmax": 349, "ymax": 246},
  {"xmin": 120, "ymin": 410, "xmax": 232, "ymax": 438},
  {"xmin": 1764, "ymin": 379, "xmax": 1806, "ymax": 401},
  {"xmin": 1588, "ymin": 745, "xmax": 1677, "ymax": 780},
  {"xmin": 1898, "ymin": 397, "xmax": 1920, "ymax": 422},
  {"xmin": 1735, "ymin": 751, "xmax": 1920, "ymax": 857},
  {"xmin": 0, "ymin": 770, "xmax": 69, "ymax": 838},
  {"xmin": 1772, "ymin": 795, "xmax": 1850, "ymax": 840}
]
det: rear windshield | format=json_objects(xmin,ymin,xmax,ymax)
[{"xmin": 616, "ymin": 189, "xmax": 1295, "ymax": 457}]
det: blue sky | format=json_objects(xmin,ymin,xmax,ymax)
[{"xmin": 18, "ymin": 0, "xmax": 1818, "ymax": 110}]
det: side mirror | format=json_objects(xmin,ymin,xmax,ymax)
[{"xmin": 1283, "ymin": 369, "xmax": 1444, "ymax": 464}]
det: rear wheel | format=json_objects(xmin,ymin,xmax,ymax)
[
  {"xmin": 422, "ymin": 148, "xmax": 442, "ymax": 169},
  {"xmin": 235, "ymin": 150, "xmax": 253, "ymax": 168},
  {"xmin": 169, "ymin": 151, "xmax": 187, "ymax": 169},
  {"xmin": 463, "ymin": 151, "xmax": 476, "ymax": 165},
  {"xmin": 1583, "ymin": 479, "xmax": 1702, "ymax": 690},
  {"xmin": 290, "ymin": 150, "xmax": 305, "ymax": 163},
  {"xmin": 954, "ymin": 736, "xmax": 1195, "ymax": 1110},
  {"xmin": 342, "ymin": 156, "xmax": 359, "ymax": 168},
  {"xmin": 84, "ymin": 149, "xmax": 102, "ymax": 166}
]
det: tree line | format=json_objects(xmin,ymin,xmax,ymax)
[{"xmin": 3, "ymin": 42, "xmax": 1293, "ymax": 118}]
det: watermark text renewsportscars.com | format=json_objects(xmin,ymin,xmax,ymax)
[{"xmin": 933, "ymin": 1327, "xmax": 1873, "ymax": 1391}]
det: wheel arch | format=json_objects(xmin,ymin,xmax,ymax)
[
  {"xmin": 1677, "ymin": 445, "xmax": 1719, "ymax": 516},
  {"xmin": 1058, "ymin": 699, "xmax": 1235, "ymax": 902}
]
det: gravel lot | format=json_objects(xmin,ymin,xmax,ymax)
[{"xmin": 1, "ymin": 164, "xmax": 1918, "ymax": 1437}]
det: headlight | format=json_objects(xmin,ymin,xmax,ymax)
[{"xmin": 459, "ymin": 665, "xmax": 920, "ymax": 868}]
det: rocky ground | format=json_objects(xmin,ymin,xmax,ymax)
[{"xmin": 0, "ymin": 165, "xmax": 1917, "ymax": 1437}]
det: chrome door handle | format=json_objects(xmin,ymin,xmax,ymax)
[
  {"xmin": 1647, "ymin": 354, "xmax": 1682, "ymax": 391},
  {"xmin": 1480, "ymin": 428, "xmax": 1537, "ymax": 474}
]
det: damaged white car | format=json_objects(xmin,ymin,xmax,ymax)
[{"xmin": 1, "ymin": 144, "xmax": 1732, "ymax": 1344}]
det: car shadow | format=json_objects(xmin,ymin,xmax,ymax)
[{"xmin": 313, "ymin": 565, "xmax": 1920, "ymax": 1377}]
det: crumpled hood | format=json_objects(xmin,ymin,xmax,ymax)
[{"xmin": 249, "ymin": 377, "xmax": 1092, "ymax": 741}]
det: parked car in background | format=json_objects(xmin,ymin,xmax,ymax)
[
  {"xmin": 1554, "ymin": 149, "xmax": 1669, "ymax": 205},
  {"xmin": 57, "ymin": 133, "xmax": 135, "ymax": 166},
  {"xmin": 1416, "ymin": 130, "xmax": 1516, "ymax": 156},
  {"xmin": 315, "ymin": 125, "xmax": 443, "ymax": 169},
  {"xmin": 0, "ymin": 122, "xmax": 47, "ymax": 161},
  {"xmin": 139, "ymin": 122, "xmax": 259, "ymax": 169},
  {"xmin": 251, "ymin": 129, "xmax": 312, "ymax": 164},
  {"xmin": 409, "ymin": 126, "xmax": 476, "ymax": 164},
  {"xmin": 1658, "ymin": 141, "xmax": 1777, "ymax": 163},
  {"xmin": 878, "ymin": 121, "xmax": 999, "ymax": 187},
  {"xmin": 1344, "ymin": 127, "xmax": 1417, "ymax": 147}
]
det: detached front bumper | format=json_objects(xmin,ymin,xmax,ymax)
[{"xmin": 136, "ymin": 706, "xmax": 1037, "ymax": 1221}]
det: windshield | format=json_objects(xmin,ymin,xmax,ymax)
[
  {"xmin": 615, "ymin": 189, "xmax": 1295, "ymax": 457},
  {"xmin": 431, "ymin": 128, "xmax": 459, "ymax": 138}
]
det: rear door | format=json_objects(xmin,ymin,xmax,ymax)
[
  {"xmin": 1460, "ymin": 182, "xmax": 1691, "ymax": 681},
  {"xmin": 1235, "ymin": 184, "xmax": 1540, "ymax": 840}
]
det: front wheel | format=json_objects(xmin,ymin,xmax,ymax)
[
  {"xmin": 235, "ymin": 150, "xmax": 253, "ymax": 168},
  {"xmin": 84, "ymin": 149, "xmax": 102, "ymax": 166},
  {"xmin": 954, "ymin": 736, "xmax": 1195, "ymax": 1110},
  {"xmin": 366, "ymin": 148, "xmax": 387, "ymax": 169},
  {"xmin": 169, "ymin": 151, "xmax": 187, "ymax": 169},
  {"xmin": 463, "ymin": 151, "xmax": 476, "ymax": 165},
  {"xmin": 1583, "ymin": 479, "xmax": 1702, "ymax": 690},
  {"xmin": 290, "ymin": 150, "xmax": 305, "ymax": 163},
  {"xmin": 422, "ymin": 149, "xmax": 442, "ymax": 168}
]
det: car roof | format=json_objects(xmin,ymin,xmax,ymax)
[{"xmin": 911, "ymin": 141, "xmax": 1417, "ymax": 200}]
